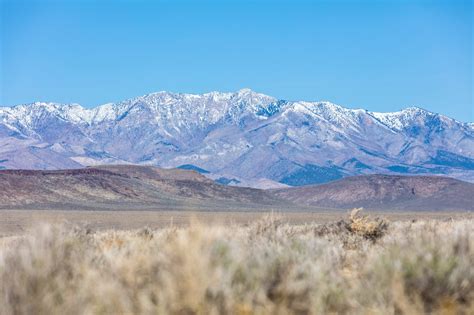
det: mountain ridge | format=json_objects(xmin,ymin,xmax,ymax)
[{"xmin": 1, "ymin": 89, "xmax": 473, "ymax": 187}]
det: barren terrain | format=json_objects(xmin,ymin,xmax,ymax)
[
  {"xmin": 273, "ymin": 174, "xmax": 474, "ymax": 211},
  {"xmin": 1, "ymin": 165, "xmax": 473, "ymax": 212}
]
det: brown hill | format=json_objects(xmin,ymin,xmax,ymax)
[
  {"xmin": 0, "ymin": 165, "xmax": 286, "ymax": 211},
  {"xmin": 1, "ymin": 166, "xmax": 472, "ymax": 211},
  {"xmin": 271, "ymin": 174, "xmax": 474, "ymax": 211}
]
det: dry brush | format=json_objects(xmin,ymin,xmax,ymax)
[{"xmin": 0, "ymin": 211, "xmax": 473, "ymax": 314}]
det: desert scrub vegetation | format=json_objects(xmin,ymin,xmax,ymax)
[{"xmin": 0, "ymin": 211, "xmax": 473, "ymax": 315}]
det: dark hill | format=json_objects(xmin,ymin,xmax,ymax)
[
  {"xmin": 271, "ymin": 174, "xmax": 474, "ymax": 211},
  {"xmin": 1, "ymin": 167, "xmax": 472, "ymax": 211},
  {"xmin": 0, "ymin": 165, "xmax": 286, "ymax": 211}
]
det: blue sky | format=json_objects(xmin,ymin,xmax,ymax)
[{"xmin": 1, "ymin": 0, "xmax": 472, "ymax": 121}]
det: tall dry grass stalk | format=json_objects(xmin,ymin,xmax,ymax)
[{"xmin": 0, "ymin": 211, "xmax": 473, "ymax": 314}]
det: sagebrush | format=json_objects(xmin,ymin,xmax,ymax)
[{"xmin": 0, "ymin": 211, "xmax": 473, "ymax": 314}]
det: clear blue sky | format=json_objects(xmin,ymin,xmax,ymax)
[{"xmin": 1, "ymin": 0, "xmax": 472, "ymax": 121}]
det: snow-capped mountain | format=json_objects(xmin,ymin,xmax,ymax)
[{"xmin": 1, "ymin": 89, "xmax": 474, "ymax": 187}]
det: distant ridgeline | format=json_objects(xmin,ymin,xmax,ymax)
[{"xmin": 1, "ymin": 89, "xmax": 473, "ymax": 188}]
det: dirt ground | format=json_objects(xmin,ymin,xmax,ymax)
[{"xmin": 0, "ymin": 209, "xmax": 472, "ymax": 236}]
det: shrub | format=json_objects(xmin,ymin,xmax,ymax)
[
  {"xmin": 0, "ymin": 216, "xmax": 472, "ymax": 314},
  {"xmin": 348, "ymin": 208, "xmax": 389, "ymax": 241}
]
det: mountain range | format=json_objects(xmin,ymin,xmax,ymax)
[{"xmin": 1, "ymin": 89, "xmax": 473, "ymax": 188}]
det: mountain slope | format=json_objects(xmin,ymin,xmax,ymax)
[
  {"xmin": 0, "ymin": 165, "xmax": 286, "ymax": 210},
  {"xmin": 272, "ymin": 175, "xmax": 474, "ymax": 211},
  {"xmin": 1, "ymin": 166, "xmax": 471, "ymax": 211},
  {"xmin": 1, "ymin": 89, "xmax": 473, "ymax": 186}
]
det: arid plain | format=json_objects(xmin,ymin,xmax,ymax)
[{"xmin": 1, "ymin": 209, "xmax": 473, "ymax": 236}]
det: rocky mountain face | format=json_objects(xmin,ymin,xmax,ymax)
[{"xmin": 1, "ymin": 89, "xmax": 473, "ymax": 187}]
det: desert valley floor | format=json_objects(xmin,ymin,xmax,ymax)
[{"xmin": 1, "ymin": 209, "xmax": 472, "ymax": 236}]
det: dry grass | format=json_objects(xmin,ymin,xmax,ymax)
[
  {"xmin": 348, "ymin": 208, "xmax": 389, "ymax": 241},
  {"xmin": 0, "ymin": 210, "xmax": 473, "ymax": 314}
]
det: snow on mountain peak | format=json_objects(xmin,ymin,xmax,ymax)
[
  {"xmin": 369, "ymin": 106, "xmax": 435, "ymax": 130},
  {"xmin": 2, "ymin": 91, "xmax": 469, "ymax": 131},
  {"xmin": 237, "ymin": 88, "xmax": 253, "ymax": 93},
  {"xmin": 1, "ymin": 89, "xmax": 474, "ymax": 185},
  {"xmin": 235, "ymin": 88, "xmax": 271, "ymax": 98}
]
